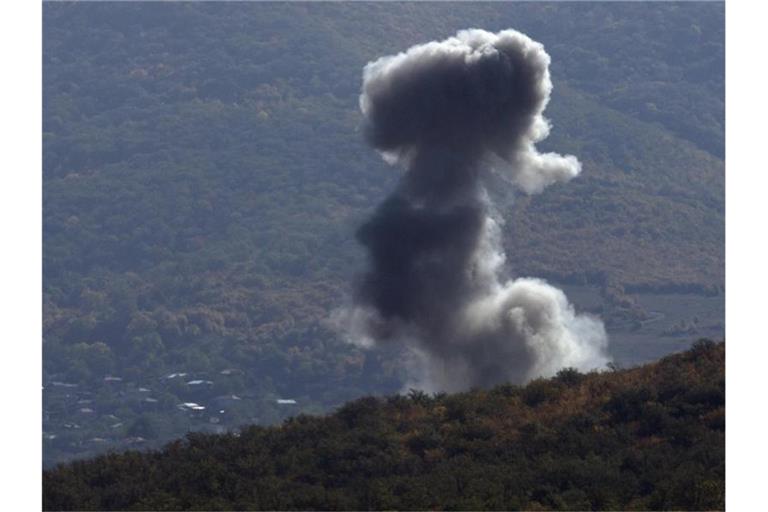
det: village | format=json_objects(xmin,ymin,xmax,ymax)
[{"xmin": 42, "ymin": 367, "xmax": 298, "ymax": 467}]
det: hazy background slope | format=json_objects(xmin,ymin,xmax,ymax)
[{"xmin": 42, "ymin": 2, "xmax": 724, "ymax": 466}]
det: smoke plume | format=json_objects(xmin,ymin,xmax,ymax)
[{"xmin": 335, "ymin": 29, "xmax": 609, "ymax": 393}]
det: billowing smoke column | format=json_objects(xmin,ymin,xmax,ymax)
[{"xmin": 336, "ymin": 29, "xmax": 610, "ymax": 393}]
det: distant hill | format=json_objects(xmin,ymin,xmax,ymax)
[
  {"xmin": 42, "ymin": 2, "xmax": 724, "ymax": 466},
  {"xmin": 43, "ymin": 340, "xmax": 724, "ymax": 511}
]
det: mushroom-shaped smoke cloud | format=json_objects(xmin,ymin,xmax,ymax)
[{"xmin": 334, "ymin": 29, "xmax": 609, "ymax": 393}]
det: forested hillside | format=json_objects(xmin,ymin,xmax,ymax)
[
  {"xmin": 43, "ymin": 2, "xmax": 724, "ymax": 466},
  {"xmin": 43, "ymin": 341, "xmax": 725, "ymax": 511}
]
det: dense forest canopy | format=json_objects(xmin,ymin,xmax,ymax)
[
  {"xmin": 43, "ymin": 2, "xmax": 724, "ymax": 467},
  {"xmin": 43, "ymin": 341, "xmax": 725, "ymax": 511}
]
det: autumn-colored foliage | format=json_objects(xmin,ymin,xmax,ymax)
[{"xmin": 44, "ymin": 341, "xmax": 724, "ymax": 511}]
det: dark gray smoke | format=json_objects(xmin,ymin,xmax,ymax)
[{"xmin": 334, "ymin": 29, "xmax": 609, "ymax": 392}]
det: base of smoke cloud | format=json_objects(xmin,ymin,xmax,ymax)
[
  {"xmin": 331, "ymin": 200, "xmax": 611, "ymax": 393},
  {"xmin": 460, "ymin": 277, "xmax": 609, "ymax": 385},
  {"xmin": 332, "ymin": 276, "xmax": 610, "ymax": 393}
]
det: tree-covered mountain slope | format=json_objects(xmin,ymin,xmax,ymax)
[
  {"xmin": 43, "ymin": 341, "xmax": 725, "ymax": 511},
  {"xmin": 42, "ymin": 2, "xmax": 724, "ymax": 466}
]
